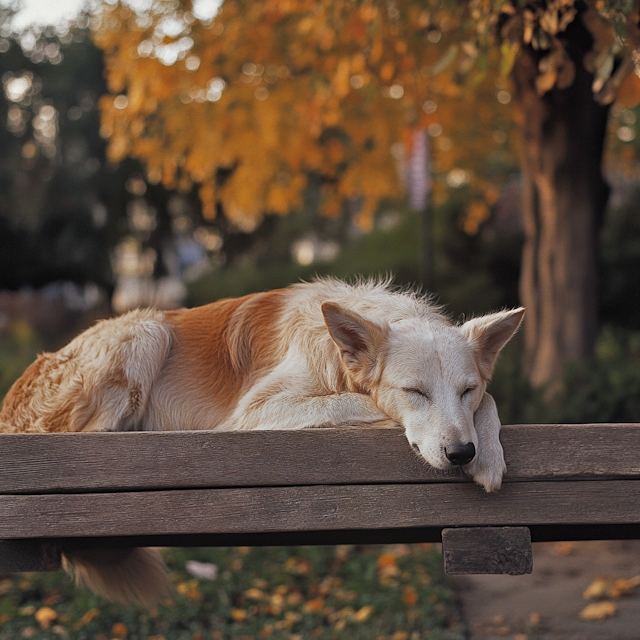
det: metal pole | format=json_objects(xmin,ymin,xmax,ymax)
[{"xmin": 421, "ymin": 201, "xmax": 433, "ymax": 293}]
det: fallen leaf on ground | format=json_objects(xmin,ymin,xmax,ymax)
[
  {"xmin": 607, "ymin": 576, "xmax": 640, "ymax": 598},
  {"xmin": 352, "ymin": 605, "xmax": 374, "ymax": 622},
  {"xmin": 34, "ymin": 607, "xmax": 57, "ymax": 629},
  {"xmin": 231, "ymin": 608, "xmax": 248, "ymax": 622},
  {"xmin": 579, "ymin": 601, "xmax": 617, "ymax": 621},
  {"xmin": 583, "ymin": 576, "xmax": 613, "ymax": 600},
  {"xmin": 74, "ymin": 608, "xmax": 100, "ymax": 629},
  {"xmin": 553, "ymin": 541, "xmax": 575, "ymax": 556},
  {"xmin": 403, "ymin": 586, "xmax": 418, "ymax": 606},
  {"xmin": 584, "ymin": 575, "xmax": 640, "ymax": 600},
  {"xmin": 303, "ymin": 597, "xmax": 325, "ymax": 613}
]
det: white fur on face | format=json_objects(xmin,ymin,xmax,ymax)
[{"xmin": 373, "ymin": 319, "xmax": 485, "ymax": 470}]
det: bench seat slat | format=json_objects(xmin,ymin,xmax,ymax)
[
  {"xmin": 1, "ymin": 424, "xmax": 639, "ymax": 494},
  {"xmin": 2, "ymin": 480, "xmax": 640, "ymax": 540}
]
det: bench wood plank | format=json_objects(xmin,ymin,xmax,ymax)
[
  {"xmin": 442, "ymin": 527, "xmax": 533, "ymax": 575},
  {"xmin": 2, "ymin": 480, "xmax": 640, "ymax": 540},
  {"xmin": 1, "ymin": 424, "xmax": 639, "ymax": 494}
]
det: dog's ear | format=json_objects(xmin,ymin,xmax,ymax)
[
  {"xmin": 321, "ymin": 302, "xmax": 388, "ymax": 390},
  {"xmin": 460, "ymin": 308, "xmax": 524, "ymax": 380}
]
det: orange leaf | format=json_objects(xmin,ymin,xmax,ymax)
[
  {"xmin": 403, "ymin": 586, "xmax": 418, "ymax": 606},
  {"xmin": 579, "ymin": 601, "xmax": 617, "ymax": 621},
  {"xmin": 304, "ymin": 598, "xmax": 325, "ymax": 613}
]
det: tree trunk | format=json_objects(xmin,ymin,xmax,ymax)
[{"xmin": 510, "ymin": 12, "xmax": 611, "ymax": 386}]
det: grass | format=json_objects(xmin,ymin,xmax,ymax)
[{"xmin": 0, "ymin": 544, "xmax": 466, "ymax": 640}]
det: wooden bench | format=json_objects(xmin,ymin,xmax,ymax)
[{"xmin": 1, "ymin": 424, "xmax": 639, "ymax": 578}]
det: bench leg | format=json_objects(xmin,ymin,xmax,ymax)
[
  {"xmin": 442, "ymin": 526, "xmax": 533, "ymax": 575},
  {"xmin": 0, "ymin": 540, "xmax": 61, "ymax": 573}
]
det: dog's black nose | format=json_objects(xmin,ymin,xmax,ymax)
[{"xmin": 445, "ymin": 442, "xmax": 476, "ymax": 465}]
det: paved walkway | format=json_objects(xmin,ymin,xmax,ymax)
[{"xmin": 454, "ymin": 540, "xmax": 640, "ymax": 640}]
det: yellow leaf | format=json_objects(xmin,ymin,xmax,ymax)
[
  {"xmin": 231, "ymin": 608, "xmax": 248, "ymax": 622},
  {"xmin": 352, "ymin": 605, "xmax": 374, "ymax": 622},
  {"xmin": 74, "ymin": 608, "xmax": 100, "ymax": 629},
  {"xmin": 583, "ymin": 576, "xmax": 612, "ymax": 600},
  {"xmin": 607, "ymin": 576, "xmax": 640, "ymax": 598},
  {"xmin": 579, "ymin": 601, "xmax": 617, "ymax": 621},
  {"xmin": 34, "ymin": 607, "xmax": 57, "ymax": 630},
  {"xmin": 112, "ymin": 622, "xmax": 128, "ymax": 637}
]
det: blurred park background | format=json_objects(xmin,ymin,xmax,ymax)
[{"xmin": 1, "ymin": 0, "xmax": 640, "ymax": 637}]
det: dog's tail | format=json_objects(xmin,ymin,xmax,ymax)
[{"xmin": 61, "ymin": 547, "xmax": 171, "ymax": 608}]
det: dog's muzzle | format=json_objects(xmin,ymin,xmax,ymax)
[{"xmin": 445, "ymin": 442, "xmax": 476, "ymax": 466}]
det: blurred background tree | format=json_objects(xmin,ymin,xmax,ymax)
[
  {"xmin": 1, "ymin": 0, "xmax": 640, "ymax": 414},
  {"xmin": 1, "ymin": 2, "xmax": 640, "ymax": 635},
  {"xmin": 93, "ymin": 0, "xmax": 640, "ymax": 385}
]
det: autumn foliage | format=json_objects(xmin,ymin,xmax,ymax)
[
  {"xmin": 93, "ymin": 0, "xmax": 523, "ymax": 231},
  {"xmin": 94, "ymin": 0, "xmax": 640, "ymax": 234}
]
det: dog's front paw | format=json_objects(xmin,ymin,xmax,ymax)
[
  {"xmin": 466, "ymin": 392, "xmax": 506, "ymax": 492},
  {"xmin": 467, "ymin": 454, "xmax": 507, "ymax": 492}
]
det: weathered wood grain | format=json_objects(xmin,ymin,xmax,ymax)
[
  {"xmin": 1, "ymin": 424, "xmax": 639, "ymax": 494},
  {"xmin": 442, "ymin": 527, "xmax": 533, "ymax": 575},
  {"xmin": 2, "ymin": 480, "xmax": 640, "ymax": 539}
]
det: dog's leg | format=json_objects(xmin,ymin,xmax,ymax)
[
  {"xmin": 464, "ymin": 392, "xmax": 506, "ymax": 492},
  {"xmin": 228, "ymin": 391, "xmax": 391, "ymax": 430},
  {"xmin": 0, "ymin": 310, "xmax": 172, "ymax": 434},
  {"xmin": 220, "ymin": 366, "xmax": 391, "ymax": 431}
]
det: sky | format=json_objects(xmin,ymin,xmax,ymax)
[
  {"xmin": 4, "ymin": 0, "xmax": 221, "ymax": 30},
  {"xmin": 7, "ymin": 0, "xmax": 88, "ymax": 30}
]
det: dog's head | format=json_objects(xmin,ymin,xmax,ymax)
[{"xmin": 322, "ymin": 302, "xmax": 524, "ymax": 471}]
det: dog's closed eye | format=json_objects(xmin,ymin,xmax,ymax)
[
  {"xmin": 403, "ymin": 387, "xmax": 431, "ymax": 401},
  {"xmin": 460, "ymin": 386, "xmax": 477, "ymax": 399}
]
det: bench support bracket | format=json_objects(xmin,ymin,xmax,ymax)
[{"xmin": 442, "ymin": 526, "xmax": 533, "ymax": 575}]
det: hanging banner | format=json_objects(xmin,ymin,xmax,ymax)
[{"xmin": 406, "ymin": 129, "xmax": 431, "ymax": 211}]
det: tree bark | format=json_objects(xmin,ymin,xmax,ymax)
[{"xmin": 510, "ymin": 12, "xmax": 611, "ymax": 386}]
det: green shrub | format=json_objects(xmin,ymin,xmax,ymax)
[{"xmin": 491, "ymin": 328, "xmax": 640, "ymax": 424}]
